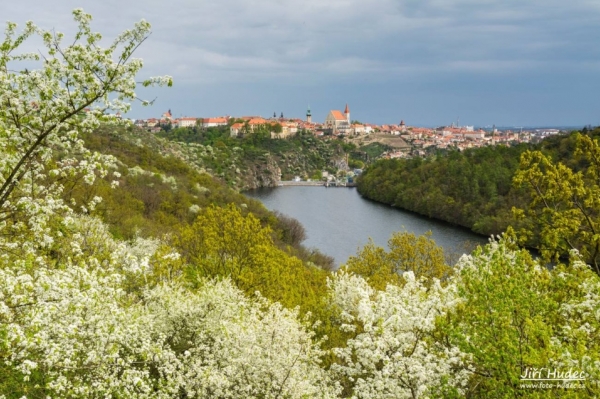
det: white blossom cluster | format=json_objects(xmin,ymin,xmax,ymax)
[
  {"xmin": 0, "ymin": 8, "xmax": 171, "ymax": 255},
  {"xmin": 328, "ymin": 272, "xmax": 470, "ymax": 398},
  {"xmin": 552, "ymin": 254, "xmax": 600, "ymax": 379},
  {"xmin": 0, "ymin": 214, "xmax": 168, "ymax": 397},
  {"xmin": 0, "ymin": 213, "xmax": 338, "ymax": 398},
  {"xmin": 146, "ymin": 283, "xmax": 338, "ymax": 398}
]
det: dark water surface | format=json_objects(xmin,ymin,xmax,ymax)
[{"xmin": 244, "ymin": 186, "xmax": 488, "ymax": 267}]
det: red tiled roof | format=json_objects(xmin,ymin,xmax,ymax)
[
  {"xmin": 248, "ymin": 118, "xmax": 267, "ymax": 125},
  {"xmin": 238, "ymin": 116, "xmax": 262, "ymax": 121},
  {"xmin": 204, "ymin": 117, "xmax": 228, "ymax": 123},
  {"xmin": 330, "ymin": 110, "xmax": 346, "ymax": 120}
]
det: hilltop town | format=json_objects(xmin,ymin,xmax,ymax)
[{"xmin": 131, "ymin": 105, "xmax": 565, "ymax": 161}]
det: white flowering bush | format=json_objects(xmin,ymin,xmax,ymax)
[
  {"xmin": 328, "ymin": 271, "xmax": 469, "ymax": 398},
  {"xmin": 0, "ymin": 212, "xmax": 340, "ymax": 397},
  {"xmin": 549, "ymin": 253, "xmax": 600, "ymax": 392},
  {"xmin": 450, "ymin": 237, "xmax": 600, "ymax": 397},
  {"xmin": 0, "ymin": 9, "xmax": 171, "ymax": 253},
  {"xmin": 0, "ymin": 212, "xmax": 173, "ymax": 397},
  {"xmin": 146, "ymin": 281, "xmax": 339, "ymax": 399}
]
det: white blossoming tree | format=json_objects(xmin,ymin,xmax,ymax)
[
  {"xmin": 0, "ymin": 212, "xmax": 340, "ymax": 398},
  {"xmin": 448, "ymin": 237, "xmax": 600, "ymax": 397},
  {"xmin": 0, "ymin": 9, "xmax": 171, "ymax": 253},
  {"xmin": 0, "ymin": 9, "xmax": 172, "ymax": 397},
  {"xmin": 0, "ymin": 214, "xmax": 173, "ymax": 397},
  {"xmin": 328, "ymin": 271, "xmax": 470, "ymax": 398},
  {"xmin": 147, "ymin": 281, "xmax": 339, "ymax": 399}
]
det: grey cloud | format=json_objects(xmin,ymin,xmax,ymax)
[{"xmin": 2, "ymin": 0, "xmax": 599, "ymax": 125}]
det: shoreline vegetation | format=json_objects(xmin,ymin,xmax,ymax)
[
  {"xmin": 356, "ymin": 126, "xmax": 600, "ymax": 266},
  {"xmin": 1, "ymin": 10, "xmax": 600, "ymax": 398}
]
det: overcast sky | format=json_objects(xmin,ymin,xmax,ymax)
[{"xmin": 3, "ymin": 0, "xmax": 600, "ymax": 126}]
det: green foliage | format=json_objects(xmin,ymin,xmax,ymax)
[
  {"xmin": 158, "ymin": 125, "xmax": 233, "ymax": 145},
  {"xmin": 356, "ymin": 128, "xmax": 600, "ymax": 267},
  {"xmin": 343, "ymin": 231, "xmax": 452, "ymax": 290},
  {"xmin": 58, "ymin": 125, "xmax": 335, "ymax": 271},
  {"xmin": 174, "ymin": 203, "xmax": 329, "ymax": 314},
  {"xmin": 357, "ymin": 145, "xmax": 533, "ymax": 236},
  {"xmin": 445, "ymin": 237, "xmax": 600, "ymax": 397},
  {"xmin": 449, "ymin": 239, "xmax": 554, "ymax": 396},
  {"xmin": 514, "ymin": 130, "xmax": 600, "ymax": 273},
  {"xmin": 348, "ymin": 158, "xmax": 364, "ymax": 169},
  {"xmin": 157, "ymin": 125, "xmax": 348, "ymax": 187},
  {"xmin": 358, "ymin": 142, "xmax": 392, "ymax": 160},
  {"xmin": 340, "ymin": 141, "xmax": 357, "ymax": 153},
  {"xmin": 75, "ymin": 126, "xmax": 263, "ymax": 238}
]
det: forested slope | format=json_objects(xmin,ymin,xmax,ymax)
[
  {"xmin": 356, "ymin": 144, "xmax": 532, "ymax": 235},
  {"xmin": 357, "ymin": 127, "xmax": 600, "ymax": 268},
  {"xmin": 77, "ymin": 124, "xmax": 336, "ymax": 270}
]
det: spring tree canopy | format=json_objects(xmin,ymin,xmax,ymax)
[
  {"xmin": 0, "ymin": 9, "xmax": 171, "ymax": 252},
  {"xmin": 513, "ymin": 133, "xmax": 600, "ymax": 274}
]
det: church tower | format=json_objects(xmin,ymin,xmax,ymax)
[
  {"xmin": 306, "ymin": 105, "xmax": 312, "ymax": 123},
  {"xmin": 344, "ymin": 104, "xmax": 350, "ymax": 122}
]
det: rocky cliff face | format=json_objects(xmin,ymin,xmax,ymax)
[{"xmin": 240, "ymin": 154, "xmax": 282, "ymax": 190}]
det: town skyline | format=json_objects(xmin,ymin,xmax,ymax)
[
  {"xmin": 135, "ymin": 104, "xmax": 563, "ymax": 159},
  {"xmin": 147, "ymin": 106, "xmax": 586, "ymax": 130},
  {"xmin": 3, "ymin": 0, "xmax": 600, "ymax": 127}
]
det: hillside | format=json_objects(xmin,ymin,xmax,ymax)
[
  {"xmin": 157, "ymin": 125, "xmax": 350, "ymax": 189},
  {"xmin": 78, "ymin": 124, "xmax": 336, "ymax": 270},
  {"xmin": 356, "ymin": 144, "xmax": 532, "ymax": 236}
]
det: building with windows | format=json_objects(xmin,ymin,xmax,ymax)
[
  {"xmin": 201, "ymin": 117, "xmax": 229, "ymax": 128},
  {"xmin": 325, "ymin": 104, "xmax": 352, "ymax": 135},
  {"xmin": 178, "ymin": 117, "xmax": 198, "ymax": 128}
]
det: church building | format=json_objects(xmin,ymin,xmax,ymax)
[{"xmin": 325, "ymin": 104, "xmax": 352, "ymax": 135}]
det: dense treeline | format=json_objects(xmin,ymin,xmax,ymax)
[
  {"xmin": 358, "ymin": 129, "xmax": 599, "ymax": 234},
  {"xmin": 357, "ymin": 127, "xmax": 600, "ymax": 264},
  {"xmin": 357, "ymin": 144, "xmax": 533, "ymax": 235}
]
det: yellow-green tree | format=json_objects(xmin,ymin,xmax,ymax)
[
  {"xmin": 513, "ymin": 133, "xmax": 600, "ymax": 274},
  {"xmin": 343, "ymin": 231, "xmax": 452, "ymax": 290},
  {"xmin": 174, "ymin": 203, "xmax": 329, "ymax": 312},
  {"xmin": 176, "ymin": 204, "xmax": 271, "ymax": 284}
]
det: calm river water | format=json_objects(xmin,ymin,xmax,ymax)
[{"xmin": 244, "ymin": 186, "xmax": 489, "ymax": 267}]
